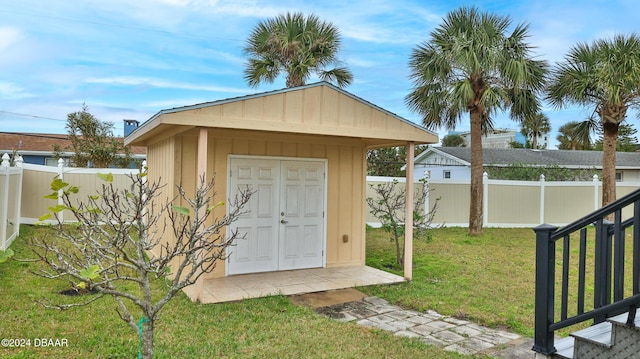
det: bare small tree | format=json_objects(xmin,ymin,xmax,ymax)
[
  {"xmin": 31, "ymin": 171, "xmax": 252, "ymax": 359},
  {"xmin": 366, "ymin": 179, "xmax": 439, "ymax": 267}
]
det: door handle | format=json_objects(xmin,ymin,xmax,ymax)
[{"xmin": 280, "ymin": 220, "xmax": 288, "ymax": 224}]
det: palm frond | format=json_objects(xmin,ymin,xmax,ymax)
[
  {"xmin": 407, "ymin": 6, "xmax": 547, "ymax": 133},
  {"xmin": 243, "ymin": 12, "xmax": 352, "ymax": 88}
]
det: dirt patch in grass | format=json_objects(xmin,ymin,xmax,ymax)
[
  {"xmin": 289, "ymin": 288, "xmax": 366, "ymax": 308},
  {"xmin": 315, "ymin": 301, "xmax": 375, "ymax": 320},
  {"xmin": 59, "ymin": 288, "xmax": 99, "ymax": 296}
]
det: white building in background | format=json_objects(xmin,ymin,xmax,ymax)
[
  {"xmin": 451, "ymin": 128, "xmax": 529, "ymax": 148},
  {"xmin": 411, "ymin": 147, "xmax": 640, "ymax": 181}
]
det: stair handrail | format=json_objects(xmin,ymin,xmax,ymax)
[{"xmin": 532, "ymin": 188, "xmax": 640, "ymax": 356}]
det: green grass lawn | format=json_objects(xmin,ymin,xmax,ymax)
[
  {"xmin": 364, "ymin": 225, "xmax": 637, "ymax": 339},
  {"xmin": 363, "ymin": 227, "xmax": 537, "ymax": 337},
  {"xmin": 0, "ymin": 225, "xmax": 473, "ymax": 359}
]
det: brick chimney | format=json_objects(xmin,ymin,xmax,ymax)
[{"xmin": 123, "ymin": 119, "xmax": 140, "ymax": 137}]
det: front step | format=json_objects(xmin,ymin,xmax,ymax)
[
  {"xmin": 552, "ymin": 308, "xmax": 640, "ymax": 359},
  {"xmin": 571, "ymin": 321, "xmax": 612, "ymax": 358},
  {"xmin": 552, "ymin": 336, "xmax": 575, "ymax": 359},
  {"xmin": 608, "ymin": 308, "xmax": 640, "ymax": 328}
]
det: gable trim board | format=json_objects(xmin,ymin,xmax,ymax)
[{"xmin": 125, "ymin": 82, "xmax": 438, "ymax": 149}]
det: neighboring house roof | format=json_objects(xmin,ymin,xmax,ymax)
[
  {"xmin": 125, "ymin": 81, "xmax": 438, "ymax": 149},
  {"xmin": 415, "ymin": 147, "xmax": 640, "ymax": 169},
  {"xmin": 0, "ymin": 132, "xmax": 146, "ymax": 156}
]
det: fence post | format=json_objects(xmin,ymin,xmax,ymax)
[
  {"xmin": 57, "ymin": 158, "xmax": 65, "ymax": 223},
  {"xmin": 539, "ymin": 174, "xmax": 546, "ymax": 224},
  {"xmin": 533, "ymin": 223, "xmax": 558, "ymax": 355},
  {"xmin": 15, "ymin": 156, "xmax": 23, "ymax": 238},
  {"xmin": 1, "ymin": 154, "xmax": 9, "ymax": 250},
  {"xmin": 483, "ymin": 172, "xmax": 488, "ymax": 227},
  {"xmin": 593, "ymin": 174, "xmax": 599, "ymax": 211}
]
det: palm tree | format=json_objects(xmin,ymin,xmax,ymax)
[
  {"xmin": 405, "ymin": 6, "xmax": 547, "ymax": 235},
  {"xmin": 521, "ymin": 113, "xmax": 551, "ymax": 148},
  {"xmin": 594, "ymin": 122, "xmax": 640, "ymax": 152},
  {"xmin": 556, "ymin": 121, "xmax": 594, "ymax": 150},
  {"xmin": 547, "ymin": 34, "xmax": 640, "ymax": 207},
  {"xmin": 243, "ymin": 12, "xmax": 353, "ymax": 88},
  {"xmin": 441, "ymin": 134, "xmax": 466, "ymax": 147}
]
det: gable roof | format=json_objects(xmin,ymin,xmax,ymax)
[
  {"xmin": 415, "ymin": 147, "xmax": 640, "ymax": 169},
  {"xmin": 0, "ymin": 132, "xmax": 146, "ymax": 156},
  {"xmin": 125, "ymin": 82, "xmax": 438, "ymax": 149}
]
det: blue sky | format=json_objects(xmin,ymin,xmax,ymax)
[{"xmin": 1, "ymin": 0, "xmax": 639, "ymax": 148}]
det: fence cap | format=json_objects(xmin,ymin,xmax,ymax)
[
  {"xmin": 1, "ymin": 153, "xmax": 9, "ymax": 167},
  {"xmin": 533, "ymin": 223, "xmax": 559, "ymax": 232}
]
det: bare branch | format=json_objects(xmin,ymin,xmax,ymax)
[
  {"xmin": 31, "ymin": 170, "xmax": 252, "ymax": 359},
  {"xmin": 366, "ymin": 179, "xmax": 440, "ymax": 267},
  {"xmin": 36, "ymin": 293, "xmax": 105, "ymax": 311}
]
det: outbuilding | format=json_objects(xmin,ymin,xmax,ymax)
[{"xmin": 125, "ymin": 82, "xmax": 438, "ymax": 302}]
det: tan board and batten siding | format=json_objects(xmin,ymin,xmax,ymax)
[{"xmin": 127, "ymin": 82, "xmax": 438, "ymax": 281}]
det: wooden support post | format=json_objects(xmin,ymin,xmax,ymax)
[
  {"xmin": 404, "ymin": 142, "xmax": 414, "ymax": 281},
  {"xmin": 187, "ymin": 127, "xmax": 208, "ymax": 302}
]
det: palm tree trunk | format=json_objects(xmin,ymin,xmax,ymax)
[
  {"xmin": 601, "ymin": 121, "xmax": 619, "ymax": 207},
  {"xmin": 468, "ymin": 109, "xmax": 484, "ymax": 236},
  {"xmin": 286, "ymin": 74, "xmax": 304, "ymax": 88}
]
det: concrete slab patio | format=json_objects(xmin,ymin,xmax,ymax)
[{"xmin": 201, "ymin": 266, "xmax": 405, "ymax": 304}]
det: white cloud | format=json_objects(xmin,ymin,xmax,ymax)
[
  {"xmin": 143, "ymin": 98, "xmax": 214, "ymax": 108},
  {"xmin": 84, "ymin": 76, "xmax": 250, "ymax": 94},
  {"xmin": 346, "ymin": 57, "xmax": 379, "ymax": 68},
  {"xmin": 0, "ymin": 27, "xmax": 23, "ymax": 51},
  {"xmin": 0, "ymin": 82, "xmax": 32, "ymax": 99},
  {"xmin": 152, "ymin": 0, "xmax": 203, "ymax": 6}
]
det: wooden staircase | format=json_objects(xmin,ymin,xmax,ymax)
[{"xmin": 553, "ymin": 308, "xmax": 640, "ymax": 358}]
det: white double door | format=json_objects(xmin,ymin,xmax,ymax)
[{"xmin": 227, "ymin": 157, "xmax": 326, "ymax": 275}]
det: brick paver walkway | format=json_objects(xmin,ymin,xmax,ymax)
[{"xmin": 317, "ymin": 296, "xmax": 523, "ymax": 356}]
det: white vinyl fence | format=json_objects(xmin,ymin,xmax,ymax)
[
  {"xmin": 20, "ymin": 159, "xmax": 144, "ymax": 225},
  {"xmin": 5, "ymin": 160, "xmax": 640, "ymax": 249},
  {"xmin": 1, "ymin": 154, "xmax": 23, "ymax": 250},
  {"xmin": 366, "ymin": 174, "xmax": 640, "ymax": 228}
]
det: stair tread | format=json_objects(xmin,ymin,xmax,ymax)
[
  {"xmin": 608, "ymin": 307, "xmax": 640, "ymax": 327},
  {"xmin": 554, "ymin": 337, "xmax": 574, "ymax": 359},
  {"xmin": 570, "ymin": 321, "xmax": 612, "ymax": 347}
]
